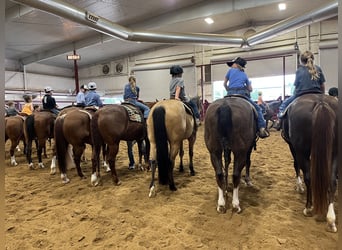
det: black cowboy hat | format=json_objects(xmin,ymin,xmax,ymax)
[{"xmin": 226, "ymin": 57, "xmax": 247, "ymax": 68}]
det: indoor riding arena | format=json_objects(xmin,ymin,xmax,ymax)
[{"xmin": 4, "ymin": 0, "xmax": 339, "ymax": 249}]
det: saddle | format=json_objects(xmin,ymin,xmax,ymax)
[
  {"xmin": 225, "ymin": 95, "xmax": 258, "ymax": 118},
  {"xmin": 121, "ymin": 102, "xmax": 143, "ymax": 123}
]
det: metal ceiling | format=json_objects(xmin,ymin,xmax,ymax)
[{"xmin": 6, "ymin": 0, "xmax": 337, "ymax": 69}]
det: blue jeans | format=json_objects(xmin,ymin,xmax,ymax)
[
  {"xmin": 227, "ymin": 90, "xmax": 266, "ymax": 129},
  {"xmin": 187, "ymin": 99, "xmax": 200, "ymax": 119},
  {"xmin": 278, "ymin": 95, "xmax": 296, "ymax": 115},
  {"xmin": 127, "ymin": 141, "xmax": 135, "ymax": 167},
  {"xmin": 128, "ymin": 100, "xmax": 150, "ymax": 119}
]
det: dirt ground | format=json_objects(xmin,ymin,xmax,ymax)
[{"xmin": 5, "ymin": 126, "xmax": 338, "ymax": 249}]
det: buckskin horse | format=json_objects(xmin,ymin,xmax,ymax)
[
  {"xmin": 5, "ymin": 116, "xmax": 25, "ymax": 166},
  {"xmin": 281, "ymin": 93, "xmax": 338, "ymax": 232},
  {"xmin": 90, "ymin": 103, "xmax": 149, "ymax": 186},
  {"xmin": 24, "ymin": 111, "xmax": 56, "ymax": 171},
  {"xmin": 147, "ymin": 99, "xmax": 197, "ymax": 197},
  {"xmin": 204, "ymin": 96, "xmax": 258, "ymax": 213}
]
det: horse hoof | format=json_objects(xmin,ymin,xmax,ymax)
[
  {"xmin": 217, "ymin": 205, "xmax": 226, "ymax": 213},
  {"xmin": 190, "ymin": 171, "xmax": 195, "ymax": 176},
  {"xmin": 28, "ymin": 163, "xmax": 34, "ymax": 170},
  {"xmin": 326, "ymin": 223, "xmax": 337, "ymax": 233},
  {"xmin": 303, "ymin": 207, "xmax": 313, "ymax": 217},
  {"xmin": 38, "ymin": 163, "xmax": 45, "ymax": 169},
  {"xmin": 232, "ymin": 206, "xmax": 242, "ymax": 214},
  {"xmin": 169, "ymin": 186, "xmax": 177, "ymax": 191},
  {"xmin": 11, "ymin": 161, "xmax": 18, "ymax": 166},
  {"xmin": 114, "ymin": 180, "xmax": 121, "ymax": 186},
  {"xmin": 50, "ymin": 168, "xmax": 56, "ymax": 175}
]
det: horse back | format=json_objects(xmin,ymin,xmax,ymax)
[{"xmin": 5, "ymin": 116, "xmax": 24, "ymax": 141}]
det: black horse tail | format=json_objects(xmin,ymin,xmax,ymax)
[
  {"xmin": 311, "ymin": 102, "xmax": 335, "ymax": 216},
  {"xmin": 25, "ymin": 115, "xmax": 36, "ymax": 140},
  {"xmin": 54, "ymin": 115, "xmax": 69, "ymax": 174},
  {"xmin": 153, "ymin": 106, "xmax": 170, "ymax": 185},
  {"xmin": 217, "ymin": 104, "xmax": 233, "ymax": 139}
]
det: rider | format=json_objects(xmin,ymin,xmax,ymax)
[
  {"xmin": 257, "ymin": 91, "xmax": 267, "ymax": 115},
  {"xmin": 169, "ymin": 65, "xmax": 201, "ymax": 126},
  {"xmin": 278, "ymin": 50, "xmax": 326, "ymax": 118},
  {"xmin": 75, "ymin": 84, "xmax": 88, "ymax": 107},
  {"xmin": 42, "ymin": 86, "xmax": 60, "ymax": 115},
  {"xmin": 123, "ymin": 76, "xmax": 150, "ymax": 119},
  {"xmin": 223, "ymin": 57, "xmax": 269, "ymax": 138},
  {"xmin": 21, "ymin": 95, "xmax": 34, "ymax": 116},
  {"xmin": 85, "ymin": 82, "xmax": 103, "ymax": 108}
]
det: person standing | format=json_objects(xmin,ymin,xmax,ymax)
[
  {"xmin": 42, "ymin": 86, "xmax": 60, "ymax": 115},
  {"xmin": 223, "ymin": 57, "xmax": 269, "ymax": 138},
  {"xmin": 257, "ymin": 91, "xmax": 267, "ymax": 115},
  {"xmin": 169, "ymin": 65, "xmax": 201, "ymax": 126},
  {"xmin": 75, "ymin": 84, "xmax": 88, "ymax": 107},
  {"xmin": 123, "ymin": 76, "xmax": 150, "ymax": 119},
  {"xmin": 85, "ymin": 82, "xmax": 103, "ymax": 108}
]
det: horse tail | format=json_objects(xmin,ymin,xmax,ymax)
[
  {"xmin": 217, "ymin": 104, "xmax": 233, "ymax": 139},
  {"xmin": 25, "ymin": 115, "xmax": 36, "ymax": 140},
  {"xmin": 54, "ymin": 115, "xmax": 69, "ymax": 174},
  {"xmin": 152, "ymin": 106, "xmax": 170, "ymax": 185},
  {"xmin": 311, "ymin": 102, "xmax": 335, "ymax": 216}
]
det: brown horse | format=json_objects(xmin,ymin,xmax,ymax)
[
  {"xmin": 5, "ymin": 116, "xmax": 25, "ymax": 166},
  {"xmin": 90, "ymin": 104, "xmax": 149, "ymax": 186},
  {"xmin": 282, "ymin": 93, "xmax": 338, "ymax": 232},
  {"xmin": 147, "ymin": 99, "xmax": 197, "ymax": 197},
  {"xmin": 24, "ymin": 111, "xmax": 56, "ymax": 171},
  {"xmin": 54, "ymin": 107, "xmax": 95, "ymax": 183},
  {"xmin": 204, "ymin": 96, "xmax": 258, "ymax": 213}
]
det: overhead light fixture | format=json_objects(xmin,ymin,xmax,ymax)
[
  {"xmin": 278, "ymin": 3, "xmax": 286, "ymax": 11},
  {"xmin": 66, "ymin": 54, "xmax": 81, "ymax": 60},
  {"xmin": 204, "ymin": 17, "xmax": 214, "ymax": 24}
]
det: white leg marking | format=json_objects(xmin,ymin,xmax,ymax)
[
  {"xmin": 38, "ymin": 162, "xmax": 45, "ymax": 168},
  {"xmin": 232, "ymin": 187, "xmax": 241, "ymax": 213},
  {"xmin": 303, "ymin": 206, "xmax": 313, "ymax": 217},
  {"xmin": 149, "ymin": 185, "xmax": 155, "ymax": 198},
  {"xmin": 296, "ymin": 176, "xmax": 305, "ymax": 193},
  {"xmin": 16, "ymin": 145, "xmax": 21, "ymax": 152},
  {"xmin": 50, "ymin": 156, "xmax": 56, "ymax": 175},
  {"xmin": 216, "ymin": 187, "xmax": 226, "ymax": 213},
  {"xmin": 103, "ymin": 161, "xmax": 111, "ymax": 172},
  {"xmin": 28, "ymin": 162, "xmax": 34, "ymax": 170},
  {"xmin": 91, "ymin": 173, "xmax": 100, "ymax": 186},
  {"xmin": 60, "ymin": 173, "xmax": 70, "ymax": 184},
  {"xmin": 326, "ymin": 203, "xmax": 337, "ymax": 233},
  {"xmin": 10, "ymin": 156, "xmax": 18, "ymax": 166}
]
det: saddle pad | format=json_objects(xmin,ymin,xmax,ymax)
[{"xmin": 121, "ymin": 103, "xmax": 143, "ymax": 123}]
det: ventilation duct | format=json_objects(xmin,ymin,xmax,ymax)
[{"xmin": 12, "ymin": 0, "xmax": 338, "ymax": 49}]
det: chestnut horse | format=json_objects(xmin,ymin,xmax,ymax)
[
  {"xmin": 24, "ymin": 111, "xmax": 56, "ymax": 171},
  {"xmin": 147, "ymin": 99, "xmax": 197, "ymax": 197},
  {"xmin": 204, "ymin": 96, "xmax": 258, "ymax": 213},
  {"xmin": 281, "ymin": 93, "xmax": 338, "ymax": 232},
  {"xmin": 5, "ymin": 116, "xmax": 25, "ymax": 166},
  {"xmin": 90, "ymin": 104, "xmax": 149, "ymax": 186}
]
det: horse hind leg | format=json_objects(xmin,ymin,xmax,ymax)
[
  {"xmin": 188, "ymin": 134, "xmax": 196, "ymax": 176},
  {"xmin": 326, "ymin": 157, "xmax": 337, "ymax": 233},
  {"xmin": 10, "ymin": 139, "xmax": 19, "ymax": 166},
  {"xmin": 210, "ymin": 151, "xmax": 226, "ymax": 213},
  {"xmin": 73, "ymin": 145, "xmax": 87, "ymax": 179}
]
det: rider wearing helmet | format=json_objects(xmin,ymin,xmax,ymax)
[
  {"xmin": 84, "ymin": 82, "xmax": 103, "ymax": 107},
  {"xmin": 42, "ymin": 86, "xmax": 59, "ymax": 115},
  {"xmin": 169, "ymin": 65, "xmax": 201, "ymax": 126}
]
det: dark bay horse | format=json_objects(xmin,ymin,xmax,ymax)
[
  {"xmin": 282, "ymin": 93, "xmax": 338, "ymax": 232},
  {"xmin": 5, "ymin": 116, "xmax": 25, "ymax": 166},
  {"xmin": 204, "ymin": 96, "xmax": 257, "ymax": 213},
  {"xmin": 147, "ymin": 99, "xmax": 197, "ymax": 197},
  {"xmin": 24, "ymin": 111, "xmax": 56, "ymax": 171},
  {"xmin": 90, "ymin": 104, "xmax": 149, "ymax": 186}
]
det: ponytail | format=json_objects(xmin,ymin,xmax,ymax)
[{"xmin": 301, "ymin": 51, "xmax": 319, "ymax": 80}]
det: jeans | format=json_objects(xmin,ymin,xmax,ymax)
[
  {"xmin": 187, "ymin": 99, "xmax": 200, "ymax": 119},
  {"xmin": 127, "ymin": 141, "xmax": 135, "ymax": 167},
  {"xmin": 128, "ymin": 99, "xmax": 150, "ymax": 119},
  {"xmin": 278, "ymin": 95, "xmax": 296, "ymax": 115}
]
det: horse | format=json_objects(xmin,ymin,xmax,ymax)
[
  {"xmin": 204, "ymin": 96, "xmax": 258, "ymax": 213},
  {"xmin": 147, "ymin": 99, "xmax": 197, "ymax": 197},
  {"xmin": 54, "ymin": 107, "xmax": 99, "ymax": 183},
  {"xmin": 90, "ymin": 103, "xmax": 150, "ymax": 186},
  {"xmin": 24, "ymin": 111, "xmax": 56, "ymax": 172},
  {"xmin": 281, "ymin": 93, "xmax": 338, "ymax": 232},
  {"xmin": 5, "ymin": 116, "xmax": 25, "ymax": 166},
  {"xmin": 263, "ymin": 100, "xmax": 282, "ymax": 129}
]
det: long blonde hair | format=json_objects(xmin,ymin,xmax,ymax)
[
  {"xmin": 300, "ymin": 51, "xmax": 319, "ymax": 80},
  {"xmin": 128, "ymin": 76, "xmax": 137, "ymax": 95}
]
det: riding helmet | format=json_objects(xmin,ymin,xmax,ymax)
[
  {"xmin": 170, "ymin": 65, "xmax": 183, "ymax": 75},
  {"xmin": 88, "ymin": 82, "xmax": 97, "ymax": 90},
  {"xmin": 44, "ymin": 86, "xmax": 53, "ymax": 93}
]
